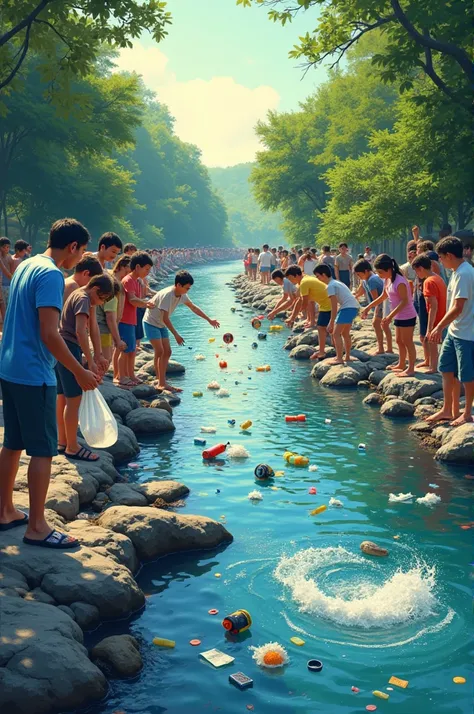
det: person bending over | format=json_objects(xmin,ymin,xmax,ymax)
[
  {"xmin": 143, "ymin": 270, "xmax": 220, "ymax": 393},
  {"xmin": 314, "ymin": 264, "xmax": 360, "ymax": 364},
  {"xmin": 285, "ymin": 265, "xmax": 331, "ymax": 358},
  {"xmin": 267, "ymin": 269, "xmax": 298, "ymax": 320}
]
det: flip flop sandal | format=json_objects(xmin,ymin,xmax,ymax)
[
  {"xmin": 65, "ymin": 447, "xmax": 99, "ymax": 462},
  {"xmin": 0, "ymin": 512, "xmax": 29, "ymax": 531},
  {"xmin": 57, "ymin": 444, "xmax": 66, "ymax": 454},
  {"xmin": 23, "ymin": 530, "xmax": 79, "ymax": 549}
]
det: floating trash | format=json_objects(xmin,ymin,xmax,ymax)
[
  {"xmin": 227, "ymin": 444, "xmax": 250, "ymax": 459},
  {"xmin": 201, "ymin": 426, "xmax": 217, "ymax": 433},
  {"xmin": 307, "ymin": 659, "xmax": 323, "ymax": 672},
  {"xmin": 254, "ymin": 464, "xmax": 275, "ymax": 480},
  {"xmin": 325, "ymin": 418, "xmax": 332, "ymax": 424},
  {"xmin": 360, "ymin": 541, "xmax": 389, "ymax": 557},
  {"xmin": 290, "ymin": 637, "xmax": 305, "ymax": 646},
  {"xmin": 216, "ymin": 388, "xmax": 230, "ymax": 398},
  {"xmin": 194, "ymin": 354, "xmax": 206, "ymax": 361},
  {"xmin": 373, "ymin": 691, "xmax": 389, "ymax": 700},
  {"xmin": 240, "ymin": 420, "xmax": 252, "ymax": 430},
  {"xmin": 308, "ymin": 464, "xmax": 318, "ymax": 472},
  {"xmin": 416, "ymin": 493, "xmax": 441, "ymax": 506},
  {"xmin": 248, "ymin": 490, "xmax": 263, "ymax": 501},
  {"xmin": 152, "ymin": 637, "xmax": 175, "ymax": 648},
  {"xmin": 310, "ymin": 505, "xmax": 327, "ymax": 516},
  {"xmin": 308, "ymin": 487, "xmax": 317, "ymax": 495},
  {"xmin": 358, "ymin": 443, "xmax": 366, "ymax": 450},
  {"xmin": 329, "ymin": 497, "xmax": 343, "ymax": 508},
  {"xmin": 388, "ymin": 492, "xmax": 414, "ymax": 502},
  {"xmin": 193, "ymin": 391, "xmax": 203, "ymax": 397},
  {"xmin": 389, "ymin": 676, "xmax": 409, "ymax": 688},
  {"xmin": 207, "ymin": 381, "xmax": 221, "ymax": 390},
  {"xmin": 223, "ymin": 333, "xmax": 234, "ymax": 344},
  {"xmin": 250, "ymin": 642, "xmax": 289, "ymax": 669}
]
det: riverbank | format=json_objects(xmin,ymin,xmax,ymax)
[
  {"xmin": 0, "ymin": 348, "xmax": 233, "ymax": 714},
  {"xmin": 230, "ymin": 274, "xmax": 474, "ymax": 465}
]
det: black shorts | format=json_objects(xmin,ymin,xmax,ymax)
[
  {"xmin": 136, "ymin": 307, "xmax": 145, "ymax": 340},
  {"xmin": 1, "ymin": 379, "xmax": 57, "ymax": 457},
  {"xmin": 418, "ymin": 293, "xmax": 428, "ymax": 337},
  {"xmin": 394, "ymin": 317, "xmax": 417, "ymax": 327},
  {"xmin": 56, "ymin": 340, "xmax": 82, "ymax": 398},
  {"xmin": 317, "ymin": 310, "xmax": 332, "ymax": 327}
]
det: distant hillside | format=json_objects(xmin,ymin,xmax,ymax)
[{"xmin": 208, "ymin": 163, "xmax": 283, "ymax": 247}]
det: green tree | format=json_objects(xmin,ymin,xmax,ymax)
[
  {"xmin": 0, "ymin": 1, "xmax": 171, "ymax": 93},
  {"xmin": 237, "ymin": 0, "xmax": 472, "ymax": 112}
]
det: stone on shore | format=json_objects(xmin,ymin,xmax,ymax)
[
  {"xmin": 99, "ymin": 381, "xmax": 140, "ymax": 417},
  {"xmin": 320, "ymin": 361, "xmax": 372, "ymax": 387},
  {"xmin": 138, "ymin": 359, "xmax": 185, "ymax": 376},
  {"xmin": 378, "ymin": 372, "xmax": 442, "ymax": 403},
  {"xmin": 149, "ymin": 397, "xmax": 173, "ymax": 414},
  {"xmin": 91, "ymin": 635, "xmax": 142, "ymax": 678},
  {"xmin": 138, "ymin": 480, "xmax": 189, "ymax": 503},
  {"xmin": 99, "ymin": 423, "xmax": 140, "ymax": 464},
  {"xmin": 125, "ymin": 407, "xmax": 175, "ymax": 435},
  {"xmin": 289, "ymin": 344, "xmax": 317, "ymax": 360},
  {"xmin": 409, "ymin": 421, "xmax": 435, "ymax": 434},
  {"xmin": 98, "ymin": 506, "xmax": 233, "ymax": 561},
  {"xmin": 107, "ymin": 483, "xmax": 149, "ymax": 506},
  {"xmin": 66, "ymin": 520, "xmax": 139, "ymax": 573},
  {"xmin": 380, "ymin": 398, "xmax": 416, "ymax": 417},
  {"xmin": 0, "ymin": 597, "xmax": 107, "ymax": 714},
  {"xmin": 363, "ymin": 392, "xmax": 383, "ymax": 406},
  {"xmin": 369, "ymin": 369, "xmax": 388, "ymax": 386},
  {"xmin": 435, "ymin": 424, "xmax": 474, "ymax": 464},
  {"xmin": 131, "ymin": 383, "xmax": 160, "ymax": 399},
  {"xmin": 414, "ymin": 404, "xmax": 438, "ymax": 419},
  {"xmin": 70, "ymin": 602, "xmax": 100, "ymax": 630}
]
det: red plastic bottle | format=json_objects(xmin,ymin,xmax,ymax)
[
  {"xmin": 285, "ymin": 414, "xmax": 306, "ymax": 422},
  {"xmin": 202, "ymin": 443, "xmax": 228, "ymax": 459}
]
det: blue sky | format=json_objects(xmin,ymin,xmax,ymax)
[{"xmin": 115, "ymin": 0, "xmax": 328, "ymax": 167}]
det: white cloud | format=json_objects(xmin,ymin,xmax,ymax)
[{"xmin": 114, "ymin": 45, "xmax": 280, "ymax": 167}]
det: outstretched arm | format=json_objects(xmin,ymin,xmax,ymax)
[{"xmin": 186, "ymin": 300, "xmax": 220, "ymax": 328}]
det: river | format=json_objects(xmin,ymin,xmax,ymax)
[{"xmin": 85, "ymin": 260, "xmax": 471, "ymax": 714}]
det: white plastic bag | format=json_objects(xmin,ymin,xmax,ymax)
[{"xmin": 79, "ymin": 388, "xmax": 118, "ymax": 448}]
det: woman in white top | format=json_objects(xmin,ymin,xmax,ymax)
[{"xmin": 302, "ymin": 252, "xmax": 318, "ymax": 276}]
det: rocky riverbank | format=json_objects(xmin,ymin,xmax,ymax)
[
  {"xmin": 0, "ymin": 347, "xmax": 233, "ymax": 714},
  {"xmin": 230, "ymin": 274, "xmax": 474, "ymax": 465}
]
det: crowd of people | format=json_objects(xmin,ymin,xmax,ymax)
[
  {"xmin": 0, "ymin": 221, "xmax": 227, "ymax": 550},
  {"xmin": 247, "ymin": 228, "xmax": 473, "ymax": 430}
]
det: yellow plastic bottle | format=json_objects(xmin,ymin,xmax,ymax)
[
  {"xmin": 283, "ymin": 451, "xmax": 294, "ymax": 463},
  {"xmin": 373, "ymin": 691, "xmax": 389, "ymax": 700},
  {"xmin": 153, "ymin": 637, "xmax": 176, "ymax": 648},
  {"xmin": 240, "ymin": 420, "xmax": 252, "ymax": 430},
  {"xmin": 310, "ymin": 505, "xmax": 327, "ymax": 516}
]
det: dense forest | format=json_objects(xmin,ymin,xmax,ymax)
[
  {"xmin": 208, "ymin": 163, "xmax": 283, "ymax": 247},
  {"xmin": 250, "ymin": 33, "xmax": 473, "ymax": 247},
  {"xmin": 0, "ymin": 53, "xmax": 231, "ymax": 249}
]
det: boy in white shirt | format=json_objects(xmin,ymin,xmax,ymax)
[
  {"xmin": 314, "ymin": 264, "xmax": 360, "ymax": 364},
  {"xmin": 258, "ymin": 244, "xmax": 272, "ymax": 285},
  {"xmin": 143, "ymin": 270, "xmax": 220, "ymax": 392}
]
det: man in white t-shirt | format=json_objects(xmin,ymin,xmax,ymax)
[
  {"xmin": 427, "ymin": 237, "xmax": 474, "ymax": 426},
  {"xmin": 258, "ymin": 244, "xmax": 272, "ymax": 285},
  {"xmin": 143, "ymin": 270, "xmax": 220, "ymax": 392},
  {"xmin": 267, "ymin": 269, "xmax": 298, "ymax": 319}
]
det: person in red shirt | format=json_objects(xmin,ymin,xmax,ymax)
[
  {"xmin": 412, "ymin": 254, "xmax": 447, "ymax": 373},
  {"xmin": 117, "ymin": 251, "xmax": 153, "ymax": 387}
]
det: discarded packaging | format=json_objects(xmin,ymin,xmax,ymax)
[
  {"xmin": 285, "ymin": 414, "xmax": 306, "ymax": 422},
  {"xmin": 389, "ymin": 676, "xmax": 409, "ymax": 688},
  {"xmin": 229, "ymin": 672, "xmax": 254, "ymax": 690},
  {"xmin": 200, "ymin": 649, "xmax": 235, "ymax": 668},
  {"xmin": 222, "ymin": 609, "xmax": 252, "ymax": 634},
  {"xmin": 360, "ymin": 541, "xmax": 388, "ymax": 557}
]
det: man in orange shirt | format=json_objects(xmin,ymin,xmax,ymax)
[{"xmin": 412, "ymin": 254, "xmax": 447, "ymax": 373}]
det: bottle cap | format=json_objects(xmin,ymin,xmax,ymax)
[{"xmin": 307, "ymin": 659, "xmax": 323, "ymax": 672}]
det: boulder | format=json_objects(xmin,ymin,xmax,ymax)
[
  {"xmin": 98, "ymin": 381, "xmax": 140, "ymax": 417},
  {"xmin": 311, "ymin": 360, "xmax": 334, "ymax": 380},
  {"xmin": 131, "ymin": 383, "xmax": 160, "ymax": 399},
  {"xmin": 107, "ymin": 483, "xmax": 149, "ymax": 507},
  {"xmin": 414, "ymin": 404, "xmax": 438, "ymax": 419},
  {"xmin": 70, "ymin": 602, "xmax": 100, "ymax": 630},
  {"xmin": 284, "ymin": 336, "xmax": 299, "ymax": 351},
  {"xmin": 378, "ymin": 372, "xmax": 442, "ymax": 403},
  {"xmin": 320, "ymin": 362, "xmax": 371, "ymax": 387},
  {"xmin": 91, "ymin": 635, "xmax": 142, "ymax": 678},
  {"xmin": 0, "ymin": 526, "xmax": 144, "ymax": 617},
  {"xmin": 435, "ymin": 424, "xmax": 474, "ymax": 464},
  {"xmin": 125, "ymin": 407, "xmax": 175, "ymax": 435},
  {"xmin": 368, "ymin": 369, "xmax": 388, "ymax": 386},
  {"xmin": 57, "ymin": 605, "xmax": 76, "ymax": 620},
  {"xmin": 24, "ymin": 587, "xmax": 56, "ymax": 605},
  {"xmin": 431, "ymin": 423, "xmax": 455, "ymax": 444},
  {"xmin": 45, "ymin": 481, "xmax": 79, "ymax": 521},
  {"xmin": 363, "ymin": 392, "xmax": 383, "ymax": 406},
  {"xmin": 66, "ymin": 520, "xmax": 139, "ymax": 573},
  {"xmin": 409, "ymin": 421, "xmax": 434, "ymax": 434},
  {"xmin": 289, "ymin": 344, "xmax": 317, "ymax": 360},
  {"xmin": 0, "ymin": 597, "xmax": 107, "ymax": 714},
  {"xmin": 149, "ymin": 398, "xmax": 173, "ymax": 415},
  {"xmin": 349, "ymin": 349, "xmax": 372, "ymax": 363},
  {"xmin": 138, "ymin": 480, "xmax": 189, "ymax": 504},
  {"xmin": 295, "ymin": 330, "xmax": 319, "ymax": 347},
  {"xmin": 98, "ymin": 506, "xmax": 233, "ymax": 561},
  {"xmin": 414, "ymin": 396, "xmax": 439, "ymax": 406},
  {"xmin": 380, "ymin": 399, "xmax": 415, "ymax": 418},
  {"xmin": 166, "ymin": 360, "xmax": 185, "ymax": 375}
]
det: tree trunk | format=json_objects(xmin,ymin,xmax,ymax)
[{"xmin": 457, "ymin": 202, "xmax": 465, "ymax": 229}]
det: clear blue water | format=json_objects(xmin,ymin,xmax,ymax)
[{"xmin": 86, "ymin": 261, "xmax": 472, "ymax": 714}]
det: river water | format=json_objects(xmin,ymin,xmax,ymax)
[{"xmin": 86, "ymin": 261, "xmax": 472, "ymax": 714}]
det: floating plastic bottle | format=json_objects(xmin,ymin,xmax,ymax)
[
  {"xmin": 256, "ymin": 365, "xmax": 271, "ymax": 372},
  {"xmin": 283, "ymin": 451, "xmax": 309, "ymax": 466},
  {"xmin": 285, "ymin": 414, "xmax": 306, "ymax": 422},
  {"xmin": 310, "ymin": 505, "xmax": 327, "ymax": 516},
  {"xmin": 193, "ymin": 391, "xmax": 203, "ymax": 397},
  {"xmin": 222, "ymin": 609, "xmax": 252, "ymax": 635},
  {"xmin": 269, "ymin": 325, "xmax": 283, "ymax": 332},
  {"xmin": 251, "ymin": 318, "xmax": 262, "ymax": 330},
  {"xmin": 153, "ymin": 637, "xmax": 175, "ymax": 648},
  {"xmin": 240, "ymin": 420, "xmax": 252, "ymax": 430},
  {"xmin": 202, "ymin": 443, "xmax": 229, "ymax": 460}
]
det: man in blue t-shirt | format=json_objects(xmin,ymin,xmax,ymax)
[
  {"xmin": 354, "ymin": 259, "xmax": 394, "ymax": 355},
  {"xmin": 0, "ymin": 218, "xmax": 98, "ymax": 549}
]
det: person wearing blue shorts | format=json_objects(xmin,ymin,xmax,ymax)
[
  {"xmin": 426, "ymin": 236, "xmax": 474, "ymax": 426},
  {"xmin": 143, "ymin": 270, "xmax": 220, "ymax": 392},
  {"xmin": 314, "ymin": 264, "xmax": 360, "ymax": 364}
]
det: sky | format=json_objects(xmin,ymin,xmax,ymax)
[{"xmin": 114, "ymin": 0, "xmax": 328, "ymax": 167}]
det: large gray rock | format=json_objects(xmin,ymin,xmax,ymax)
[
  {"xmin": 138, "ymin": 480, "xmax": 189, "ymax": 503},
  {"xmin": 295, "ymin": 330, "xmax": 319, "ymax": 347},
  {"xmin": 98, "ymin": 381, "xmax": 140, "ymax": 417},
  {"xmin": 320, "ymin": 362, "xmax": 371, "ymax": 387},
  {"xmin": 414, "ymin": 404, "xmax": 438, "ymax": 419},
  {"xmin": 167, "ymin": 360, "xmax": 185, "ymax": 375},
  {"xmin": 0, "ymin": 526, "xmax": 144, "ymax": 617},
  {"xmin": 125, "ymin": 407, "xmax": 175, "ymax": 435},
  {"xmin": 284, "ymin": 335, "xmax": 299, "ymax": 351},
  {"xmin": 414, "ymin": 396, "xmax": 439, "ymax": 406},
  {"xmin": 0, "ymin": 597, "xmax": 107, "ymax": 714},
  {"xmin": 70, "ymin": 602, "xmax": 100, "ymax": 630},
  {"xmin": 131, "ymin": 383, "xmax": 160, "ymax": 399},
  {"xmin": 289, "ymin": 344, "xmax": 317, "ymax": 360},
  {"xmin": 378, "ymin": 372, "xmax": 442, "ymax": 403},
  {"xmin": 98, "ymin": 506, "xmax": 233, "ymax": 561},
  {"xmin": 369, "ymin": 369, "xmax": 388, "ymax": 386},
  {"xmin": 91, "ymin": 634, "xmax": 142, "ymax": 678},
  {"xmin": 45, "ymin": 481, "xmax": 80, "ymax": 521},
  {"xmin": 380, "ymin": 398, "xmax": 416, "ymax": 417},
  {"xmin": 363, "ymin": 392, "xmax": 383, "ymax": 406},
  {"xmin": 149, "ymin": 398, "xmax": 173, "ymax": 415},
  {"xmin": 409, "ymin": 421, "xmax": 434, "ymax": 434},
  {"xmin": 67, "ymin": 519, "xmax": 138, "ymax": 573},
  {"xmin": 435, "ymin": 424, "xmax": 474, "ymax": 464},
  {"xmin": 107, "ymin": 483, "xmax": 149, "ymax": 507}
]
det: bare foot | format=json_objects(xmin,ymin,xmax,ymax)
[
  {"xmin": 385, "ymin": 350, "xmax": 395, "ymax": 354},
  {"xmin": 396, "ymin": 370, "xmax": 415, "ymax": 377},
  {"xmin": 310, "ymin": 352, "xmax": 326, "ymax": 360},
  {"xmin": 420, "ymin": 368, "xmax": 437, "ymax": 374},
  {"xmin": 346, "ymin": 356, "xmax": 357, "ymax": 362},
  {"xmin": 416, "ymin": 361, "xmax": 429, "ymax": 368},
  {"xmin": 387, "ymin": 364, "xmax": 404, "ymax": 371},
  {"xmin": 425, "ymin": 409, "xmax": 453, "ymax": 423},
  {"xmin": 327, "ymin": 358, "xmax": 344, "ymax": 365},
  {"xmin": 374, "ymin": 350, "xmax": 386, "ymax": 355},
  {"xmin": 450, "ymin": 414, "xmax": 473, "ymax": 427}
]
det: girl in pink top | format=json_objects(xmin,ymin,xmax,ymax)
[{"xmin": 361, "ymin": 254, "xmax": 417, "ymax": 377}]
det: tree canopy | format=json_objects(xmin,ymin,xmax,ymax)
[{"xmin": 237, "ymin": 0, "xmax": 473, "ymax": 113}]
